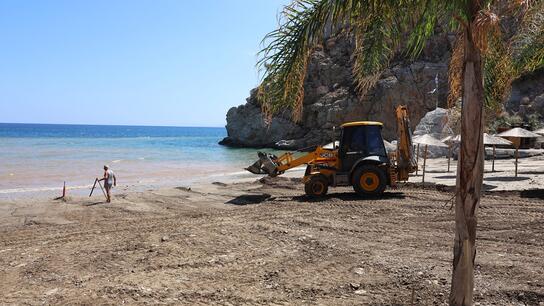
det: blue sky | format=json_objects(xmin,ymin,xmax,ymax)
[{"xmin": 0, "ymin": 0, "xmax": 290, "ymax": 127}]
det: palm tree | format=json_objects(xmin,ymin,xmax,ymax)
[{"xmin": 257, "ymin": 0, "xmax": 543, "ymax": 304}]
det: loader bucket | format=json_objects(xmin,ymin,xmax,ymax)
[
  {"xmin": 245, "ymin": 152, "xmax": 279, "ymax": 176},
  {"xmin": 246, "ymin": 160, "xmax": 264, "ymax": 174}
]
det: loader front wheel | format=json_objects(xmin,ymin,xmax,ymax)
[
  {"xmin": 304, "ymin": 175, "xmax": 329, "ymax": 197},
  {"xmin": 352, "ymin": 165, "xmax": 387, "ymax": 196}
]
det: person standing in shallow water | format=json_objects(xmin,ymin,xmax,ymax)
[{"xmin": 99, "ymin": 165, "xmax": 116, "ymax": 202}]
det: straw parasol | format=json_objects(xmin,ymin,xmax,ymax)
[
  {"xmin": 499, "ymin": 127, "xmax": 541, "ymax": 138},
  {"xmin": 497, "ymin": 127, "xmax": 540, "ymax": 177},
  {"xmin": 534, "ymin": 128, "xmax": 544, "ymax": 136},
  {"xmin": 413, "ymin": 134, "xmax": 448, "ymax": 183},
  {"xmin": 441, "ymin": 134, "xmax": 460, "ymax": 172},
  {"xmin": 483, "ymin": 133, "xmax": 512, "ymax": 172}
]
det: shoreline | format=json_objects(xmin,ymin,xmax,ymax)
[{"xmin": 2, "ymin": 153, "xmax": 543, "ymax": 201}]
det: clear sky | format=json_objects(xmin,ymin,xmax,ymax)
[{"xmin": 0, "ymin": 0, "xmax": 290, "ymax": 127}]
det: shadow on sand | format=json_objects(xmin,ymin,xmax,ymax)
[
  {"xmin": 518, "ymin": 170, "xmax": 544, "ymax": 175},
  {"xmin": 483, "ymin": 183, "xmax": 498, "ymax": 191},
  {"xmin": 484, "ymin": 176, "xmax": 530, "ymax": 182},
  {"xmin": 292, "ymin": 191, "xmax": 406, "ymax": 203},
  {"xmin": 225, "ymin": 191, "xmax": 406, "ymax": 205},
  {"xmin": 84, "ymin": 201, "xmax": 106, "ymax": 206},
  {"xmin": 226, "ymin": 194, "xmax": 272, "ymax": 205},
  {"xmin": 520, "ymin": 189, "xmax": 544, "ymax": 199},
  {"xmin": 426, "ymin": 170, "xmax": 453, "ymax": 174}
]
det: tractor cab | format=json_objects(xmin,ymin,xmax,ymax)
[{"xmin": 338, "ymin": 121, "xmax": 389, "ymax": 172}]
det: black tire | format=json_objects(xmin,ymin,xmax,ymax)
[
  {"xmin": 352, "ymin": 164, "xmax": 387, "ymax": 196},
  {"xmin": 304, "ymin": 175, "xmax": 329, "ymax": 197}
]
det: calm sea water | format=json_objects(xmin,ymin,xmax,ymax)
[{"xmin": 0, "ymin": 123, "xmax": 278, "ymax": 198}]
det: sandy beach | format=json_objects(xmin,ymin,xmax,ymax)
[
  {"xmin": 2, "ymin": 0, "xmax": 544, "ymax": 304},
  {"xmin": 1, "ymin": 155, "xmax": 543, "ymax": 305}
]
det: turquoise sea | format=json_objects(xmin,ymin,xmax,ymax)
[{"xmin": 0, "ymin": 123, "xmax": 277, "ymax": 198}]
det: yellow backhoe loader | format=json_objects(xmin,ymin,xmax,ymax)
[{"xmin": 246, "ymin": 105, "xmax": 417, "ymax": 197}]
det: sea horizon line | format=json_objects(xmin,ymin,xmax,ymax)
[{"xmin": 0, "ymin": 122, "xmax": 225, "ymax": 129}]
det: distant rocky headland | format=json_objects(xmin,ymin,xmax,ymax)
[{"xmin": 220, "ymin": 29, "xmax": 544, "ymax": 150}]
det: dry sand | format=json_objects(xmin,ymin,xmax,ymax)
[
  {"xmin": 413, "ymin": 154, "xmax": 544, "ymax": 191},
  {"xmin": 0, "ymin": 157, "xmax": 544, "ymax": 305},
  {"xmin": 1, "ymin": 156, "xmax": 543, "ymax": 305}
]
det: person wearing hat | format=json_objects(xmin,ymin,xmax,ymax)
[{"xmin": 98, "ymin": 165, "xmax": 117, "ymax": 202}]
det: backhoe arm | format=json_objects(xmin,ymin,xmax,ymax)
[
  {"xmin": 246, "ymin": 147, "xmax": 335, "ymax": 177},
  {"xmin": 395, "ymin": 105, "xmax": 417, "ymax": 180}
]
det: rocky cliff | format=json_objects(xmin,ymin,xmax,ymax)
[
  {"xmin": 220, "ymin": 31, "xmax": 543, "ymax": 150},
  {"xmin": 506, "ymin": 71, "xmax": 544, "ymax": 121}
]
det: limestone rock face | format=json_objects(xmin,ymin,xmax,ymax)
[
  {"xmin": 220, "ymin": 30, "xmax": 543, "ymax": 150},
  {"xmin": 506, "ymin": 71, "xmax": 544, "ymax": 120},
  {"xmin": 413, "ymin": 108, "xmax": 452, "ymax": 157},
  {"xmin": 220, "ymin": 34, "xmax": 451, "ymax": 149},
  {"xmin": 218, "ymin": 89, "xmax": 305, "ymax": 148},
  {"xmin": 413, "ymin": 108, "xmax": 453, "ymax": 138}
]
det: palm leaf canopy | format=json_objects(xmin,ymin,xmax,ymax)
[
  {"xmin": 483, "ymin": 0, "xmax": 544, "ymax": 114},
  {"xmin": 257, "ymin": 0, "xmax": 543, "ymax": 122}
]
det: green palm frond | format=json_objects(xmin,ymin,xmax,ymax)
[
  {"xmin": 448, "ymin": 31, "xmax": 464, "ymax": 107},
  {"xmin": 258, "ymin": 0, "xmax": 541, "ymax": 123},
  {"xmin": 257, "ymin": 0, "xmax": 356, "ymax": 122},
  {"xmin": 258, "ymin": 0, "xmax": 459, "ymax": 121},
  {"xmin": 484, "ymin": 36, "xmax": 515, "ymax": 115},
  {"xmin": 351, "ymin": 9, "xmax": 400, "ymax": 95},
  {"xmin": 510, "ymin": 0, "xmax": 544, "ymax": 74},
  {"xmin": 406, "ymin": 0, "xmax": 442, "ymax": 58}
]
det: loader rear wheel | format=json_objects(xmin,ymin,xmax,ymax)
[
  {"xmin": 304, "ymin": 175, "xmax": 329, "ymax": 197},
  {"xmin": 352, "ymin": 165, "xmax": 387, "ymax": 196}
]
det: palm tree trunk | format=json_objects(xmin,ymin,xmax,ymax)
[{"xmin": 449, "ymin": 26, "xmax": 485, "ymax": 305}]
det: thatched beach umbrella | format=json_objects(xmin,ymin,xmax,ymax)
[
  {"xmin": 497, "ymin": 127, "xmax": 540, "ymax": 177},
  {"xmin": 413, "ymin": 134, "xmax": 448, "ymax": 183},
  {"xmin": 483, "ymin": 133, "xmax": 512, "ymax": 172},
  {"xmin": 441, "ymin": 135, "xmax": 460, "ymax": 172}
]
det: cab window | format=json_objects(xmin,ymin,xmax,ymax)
[
  {"xmin": 366, "ymin": 126, "xmax": 386, "ymax": 156},
  {"xmin": 341, "ymin": 125, "xmax": 386, "ymax": 156}
]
